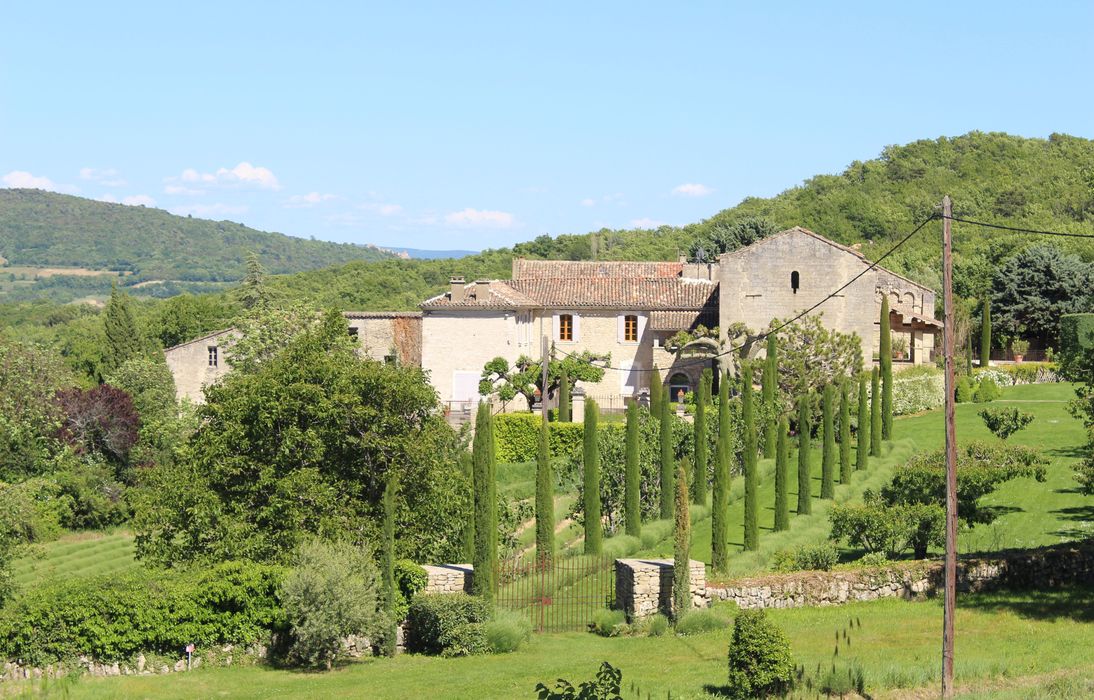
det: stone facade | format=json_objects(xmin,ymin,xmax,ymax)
[
  {"xmin": 163, "ymin": 329, "xmax": 238, "ymax": 404},
  {"xmin": 615, "ymin": 558, "xmax": 708, "ymax": 621},
  {"xmin": 707, "ymin": 541, "xmax": 1094, "ymax": 610}
]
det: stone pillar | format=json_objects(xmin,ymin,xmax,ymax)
[
  {"xmin": 421, "ymin": 564, "xmax": 474, "ymax": 594},
  {"xmin": 571, "ymin": 387, "xmax": 586, "ymax": 420},
  {"xmin": 615, "ymin": 558, "xmax": 707, "ymax": 621}
]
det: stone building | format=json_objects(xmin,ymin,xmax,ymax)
[{"xmin": 164, "ymin": 311, "xmax": 422, "ymax": 404}]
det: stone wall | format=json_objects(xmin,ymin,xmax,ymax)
[
  {"xmin": 421, "ymin": 564, "xmax": 474, "ymax": 595},
  {"xmin": 707, "ymin": 541, "xmax": 1094, "ymax": 610},
  {"xmin": 615, "ymin": 559, "xmax": 708, "ymax": 621}
]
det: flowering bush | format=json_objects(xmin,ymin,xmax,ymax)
[{"xmin": 891, "ymin": 371, "xmax": 945, "ymax": 415}]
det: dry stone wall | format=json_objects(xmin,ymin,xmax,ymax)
[
  {"xmin": 615, "ymin": 558, "xmax": 708, "ymax": 621},
  {"xmin": 421, "ymin": 564, "xmax": 474, "ymax": 594}
]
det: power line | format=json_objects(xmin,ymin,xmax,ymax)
[
  {"xmin": 943, "ymin": 215, "xmax": 1094, "ymax": 239},
  {"xmin": 556, "ymin": 213, "xmax": 940, "ymax": 374}
]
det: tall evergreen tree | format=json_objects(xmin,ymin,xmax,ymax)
[
  {"xmin": 650, "ymin": 365, "xmax": 663, "ymax": 420},
  {"xmin": 797, "ymin": 394, "xmax": 812, "ymax": 515},
  {"xmin": 839, "ymin": 381, "xmax": 852, "ymax": 484},
  {"xmin": 692, "ymin": 370, "xmax": 710, "ymax": 504},
  {"xmin": 102, "ymin": 282, "xmax": 144, "ymax": 376},
  {"xmin": 980, "ymin": 300, "xmax": 992, "ymax": 368},
  {"xmin": 535, "ymin": 414, "xmax": 554, "ymax": 560},
  {"xmin": 659, "ymin": 393, "xmax": 674, "ymax": 520},
  {"xmin": 870, "ymin": 367, "xmax": 882, "ymax": 457},
  {"xmin": 856, "ymin": 374, "xmax": 869, "ymax": 471},
  {"xmin": 774, "ymin": 415, "xmax": 790, "ymax": 531},
  {"xmin": 624, "ymin": 402, "xmax": 641, "ymax": 537},
  {"xmin": 673, "ymin": 459, "xmax": 691, "ymax": 619},
  {"xmin": 471, "ymin": 403, "xmax": 497, "ymax": 602},
  {"xmin": 237, "ymin": 251, "xmax": 268, "ymax": 309},
  {"xmin": 741, "ymin": 363, "xmax": 759, "ymax": 551},
  {"xmin": 460, "ymin": 450, "xmax": 475, "ymax": 563},
  {"xmin": 880, "ymin": 296, "xmax": 894, "ymax": 440},
  {"xmin": 711, "ymin": 371, "xmax": 731, "ymax": 572},
  {"xmin": 558, "ymin": 366, "xmax": 571, "ymax": 422},
  {"xmin": 762, "ymin": 333, "xmax": 778, "ymax": 458},
  {"xmin": 820, "ymin": 384, "xmax": 836, "ymax": 499},
  {"xmin": 582, "ymin": 399, "xmax": 603, "ymax": 554},
  {"xmin": 379, "ymin": 474, "xmax": 398, "ymax": 657}
]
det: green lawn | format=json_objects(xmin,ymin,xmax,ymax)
[
  {"xmin": 57, "ymin": 586, "xmax": 1094, "ymax": 700},
  {"xmin": 11, "ymin": 530, "xmax": 137, "ymax": 588}
]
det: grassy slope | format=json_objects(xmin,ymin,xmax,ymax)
[
  {"xmin": 65, "ymin": 587, "xmax": 1094, "ymax": 699},
  {"xmin": 11, "ymin": 531, "xmax": 137, "ymax": 589}
]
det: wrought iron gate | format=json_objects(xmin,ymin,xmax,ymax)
[{"xmin": 496, "ymin": 554, "xmax": 616, "ymax": 632}]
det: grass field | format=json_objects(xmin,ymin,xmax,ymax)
[{"xmin": 11, "ymin": 531, "xmax": 137, "ymax": 589}]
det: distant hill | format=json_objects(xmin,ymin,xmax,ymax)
[
  {"xmin": 0, "ymin": 189, "xmax": 396, "ymax": 293},
  {"xmin": 386, "ymin": 247, "xmax": 479, "ymax": 260}
]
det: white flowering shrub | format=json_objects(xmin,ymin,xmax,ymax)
[{"xmin": 891, "ymin": 371, "xmax": 945, "ymax": 415}]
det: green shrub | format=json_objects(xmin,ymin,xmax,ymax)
[
  {"xmin": 392, "ymin": 559, "xmax": 428, "ymax": 621},
  {"xmin": 891, "ymin": 370, "xmax": 945, "ymax": 415},
  {"xmin": 0, "ymin": 561, "xmax": 284, "ymax": 665},
  {"xmin": 405, "ymin": 593, "xmax": 492, "ymax": 655},
  {"xmin": 483, "ymin": 609, "xmax": 531, "ymax": 653},
  {"xmin": 536, "ymin": 661, "xmax": 623, "ymax": 700},
  {"xmin": 493, "ymin": 413, "xmax": 595, "ymax": 462},
  {"xmin": 440, "ymin": 622, "xmax": 489, "ymax": 657},
  {"xmin": 979, "ymin": 406, "xmax": 1034, "ymax": 440},
  {"xmin": 1059, "ymin": 313, "xmax": 1094, "ymax": 379},
  {"xmin": 588, "ymin": 608, "xmax": 628, "ymax": 637},
  {"xmin": 772, "ymin": 543, "xmax": 838, "ymax": 572},
  {"xmin": 643, "ymin": 613, "xmax": 670, "ymax": 637},
  {"xmin": 675, "ymin": 608, "xmax": 731, "ymax": 636},
  {"xmin": 955, "ymin": 375, "xmax": 974, "ymax": 403},
  {"xmin": 973, "ymin": 376, "xmax": 1002, "ymax": 402},
  {"xmin": 726, "ymin": 609, "xmax": 795, "ymax": 700},
  {"xmin": 857, "ymin": 551, "xmax": 890, "ymax": 568}
]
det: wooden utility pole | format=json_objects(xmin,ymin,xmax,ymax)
[
  {"xmin": 541, "ymin": 334, "xmax": 550, "ymax": 423},
  {"xmin": 941, "ymin": 195, "xmax": 958, "ymax": 698}
]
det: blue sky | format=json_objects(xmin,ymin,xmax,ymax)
[{"xmin": 2, "ymin": 2, "xmax": 1092, "ymax": 251}]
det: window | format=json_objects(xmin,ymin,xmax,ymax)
[
  {"xmin": 623, "ymin": 315, "xmax": 638, "ymax": 342},
  {"xmin": 559, "ymin": 314, "xmax": 574, "ymax": 341},
  {"xmin": 208, "ymin": 346, "xmax": 218, "ymax": 367},
  {"xmin": 347, "ymin": 326, "xmax": 359, "ymax": 339},
  {"xmin": 791, "ymin": 270, "xmax": 800, "ymax": 294},
  {"xmin": 668, "ymin": 373, "xmax": 690, "ymax": 403}
]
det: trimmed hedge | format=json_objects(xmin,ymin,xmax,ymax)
[
  {"xmin": 405, "ymin": 593, "xmax": 492, "ymax": 656},
  {"xmin": 0, "ymin": 561, "xmax": 285, "ymax": 665},
  {"xmin": 494, "ymin": 413, "xmax": 621, "ymax": 463}
]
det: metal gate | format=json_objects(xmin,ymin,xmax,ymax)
[{"xmin": 496, "ymin": 554, "xmax": 616, "ymax": 632}]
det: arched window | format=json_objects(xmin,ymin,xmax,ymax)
[
  {"xmin": 668, "ymin": 373, "xmax": 690, "ymax": 403},
  {"xmin": 791, "ymin": 270, "xmax": 800, "ymax": 294}
]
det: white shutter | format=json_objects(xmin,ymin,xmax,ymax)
[
  {"xmin": 552, "ymin": 313, "xmax": 561, "ymax": 341},
  {"xmin": 572, "ymin": 313, "xmax": 581, "ymax": 343},
  {"xmin": 617, "ymin": 315, "xmax": 625, "ymax": 343},
  {"xmin": 637, "ymin": 314, "xmax": 647, "ymax": 340},
  {"xmin": 620, "ymin": 361, "xmax": 637, "ymax": 394}
]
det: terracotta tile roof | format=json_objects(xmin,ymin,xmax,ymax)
[
  {"xmin": 421, "ymin": 280, "xmax": 540, "ymax": 309},
  {"xmin": 512, "ymin": 258, "xmax": 683, "ymax": 279},
  {"xmin": 507, "ymin": 277, "xmax": 717, "ymax": 310},
  {"xmin": 343, "ymin": 311, "xmax": 422, "ymax": 319},
  {"xmin": 649, "ymin": 309, "xmax": 719, "ymax": 331}
]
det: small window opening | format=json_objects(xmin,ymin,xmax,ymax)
[
  {"xmin": 348, "ymin": 326, "xmax": 359, "ymax": 338},
  {"xmin": 208, "ymin": 346, "xmax": 218, "ymax": 367},
  {"xmin": 791, "ymin": 270, "xmax": 800, "ymax": 294}
]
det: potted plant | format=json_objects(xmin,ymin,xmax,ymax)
[
  {"xmin": 1012, "ymin": 338, "xmax": 1029, "ymax": 363},
  {"xmin": 892, "ymin": 335, "xmax": 908, "ymax": 361}
]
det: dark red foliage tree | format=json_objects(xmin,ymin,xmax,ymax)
[{"xmin": 56, "ymin": 385, "xmax": 140, "ymax": 468}]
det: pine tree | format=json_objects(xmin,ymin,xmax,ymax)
[
  {"xmin": 238, "ymin": 251, "xmax": 267, "ymax": 309},
  {"xmin": 673, "ymin": 459, "xmax": 691, "ymax": 619},
  {"xmin": 583, "ymin": 399, "xmax": 602, "ymax": 554},
  {"xmin": 797, "ymin": 394, "xmax": 812, "ymax": 515},
  {"xmin": 460, "ymin": 450, "xmax": 475, "ymax": 562},
  {"xmin": 535, "ymin": 414, "xmax": 554, "ymax": 560},
  {"xmin": 471, "ymin": 402, "xmax": 497, "ymax": 602},
  {"xmin": 774, "ymin": 415, "xmax": 790, "ymax": 531},
  {"xmin": 839, "ymin": 381, "xmax": 852, "ymax": 484},
  {"xmin": 820, "ymin": 384, "xmax": 836, "ymax": 499},
  {"xmin": 558, "ymin": 366, "xmax": 571, "ymax": 422},
  {"xmin": 659, "ymin": 393, "xmax": 674, "ymax": 520},
  {"xmin": 880, "ymin": 296, "xmax": 894, "ymax": 440},
  {"xmin": 650, "ymin": 365, "xmax": 663, "ymax": 420},
  {"xmin": 102, "ymin": 282, "xmax": 144, "ymax": 376},
  {"xmin": 870, "ymin": 367, "xmax": 882, "ymax": 457},
  {"xmin": 711, "ymin": 371, "xmax": 731, "ymax": 573},
  {"xmin": 742, "ymin": 363, "xmax": 759, "ymax": 551},
  {"xmin": 379, "ymin": 474, "xmax": 398, "ymax": 657},
  {"xmin": 856, "ymin": 374, "xmax": 869, "ymax": 471},
  {"xmin": 980, "ymin": 300, "xmax": 992, "ymax": 368},
  {"xmin": 762, "ymin": 333, "xmax": 778, "ymax": 458},
  {"xmin": 624, "ymin": 402, "xmax": 641, "ymax": 537},
  {"xmin": 692, "ymin": 370, "xmax": 710, "ymax": 504}
]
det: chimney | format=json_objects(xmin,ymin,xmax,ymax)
[
  {"xmin": 475, "ymin": 280, "xmax": 490, "ymax": 300},
  {"xmin": 449, "ymin": 276, "xmax": 466, "ymax": 302},
  {"xmin": 678, "ymin": 253, "xmax": 687, "ymax": 264}
]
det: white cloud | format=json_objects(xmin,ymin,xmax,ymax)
[
  {"xmin": 581, "ymin": 193, "xmax": 626, "ymax": 207},
  {"xmin": 358, "ymin": 202, "xmax": 403, "ymax": 216},
  {"xmin": 579, "ymin": 198, "xmax": 596, "ymax": 207},
  {"xmin": 671, "ymin": 183, "xmax": 714, "ymax": 197},
  {"xmin": 630, "ymin": 218, "xmax": 667, "ymax": 229},
  {"xmin": 172, "ymin": 161, "xmax": 280, "ymax": 190},
  {"xmin": 169, "ymin": 203, "xmax": 249, "ymax": 218},
  {"xmin": 2, "ymin": 170, "xmax": 79, "ymax": 194},
  {"xmin": 285, "ymin": 192, "xmax": 337, "ymax": 208},
  {"xmin": 79, "ymin": 167, "xmax": 126, "ymax": 187},
  {"xmin": 164, "ymin": 184, "xmax": 204, "ymax": 196},
  {"xmin": 98, "ymin": 193, "xmax": 157, "ymax": 207},
  {"xmin": 444, "ymin": 208, "xmax": 516, "ymax": 228}
]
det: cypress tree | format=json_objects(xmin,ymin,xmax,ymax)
[
  {"xmin": 659, "ymin": 393, "xmax": 674, "ymax": 520},
  {"xmin": 535, "ymin": 414, "xmax": 554, "ymax": 560},
  {"xmin": 741, "ymin": 363, "xmax": 759, "ymax": 551},
  {"xmin": 692, "ymin": 370, "xmax": 709, "ymax": 504},
  {"xmin": 880, "ymin": 296, "xmax": 893, "ymax": 440},
  {"xmin": 966, "ymin": 333, "xmax": 974, "ymax": 376},
  {"xmin": 856, "ymin": 374, "xmax": 869, "ymax": 471},
  {"xmin": 673, "ymin": 459, "xmax": 691, "ymax": 619},
  {"xmin": 102, "ymin": 282, "xmax": 144, "ymax": 376},
  {"xmin": 583, "ymin": 398, "xmax": 602, "ymax": 554},
  {"xmin": 797, "ymin": 394, "xmax": 812, "ymax": 515},
  {"xmin": 379, "ymin": 474, "xmax": 398, "ymax": 657},
  {"xmin": 870, "ymin": 367, "xmax": 882, "ymax": 457},
  {"xmin": 980, "ymin": 300, "xmax": 992, "ymax": 368},
  {"xmin": 762, "ymin": 333, "xmax": 778, "ymax": 458},
  {"xmin": 238, "ymin": 251, "xmax": 267, "ymax": 309},
  {"xmin": 820, "ymin": 384, "xmax": 836, "ymax": 499},
  {"xmin": 839, "ymin": 381, "xmax": 852, "ymax": 484},
  {"xmin": 460, "ymin": 450, "xmax": 475, "ymax": 562},
  {"xmin": 558, "ymin": 365, "xmax": 571, "ymax": 422},
  {"xmin": 624, "ymin": 402, "xmax": 641, "ymax": 537},
  {"xmin": 471, "ymin": 402, "xmax": 497, "ymax": 602},
  {"xmin": 650, "ymin": 365, "xmax": 663, "ymax": 420},
  {"xmin": 774, "ymin": 415, "xmax": 790, "ymax": 531},
  {"xmin": 711, "ymin": 371, "xmax": 731, "ymax": 573}
]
